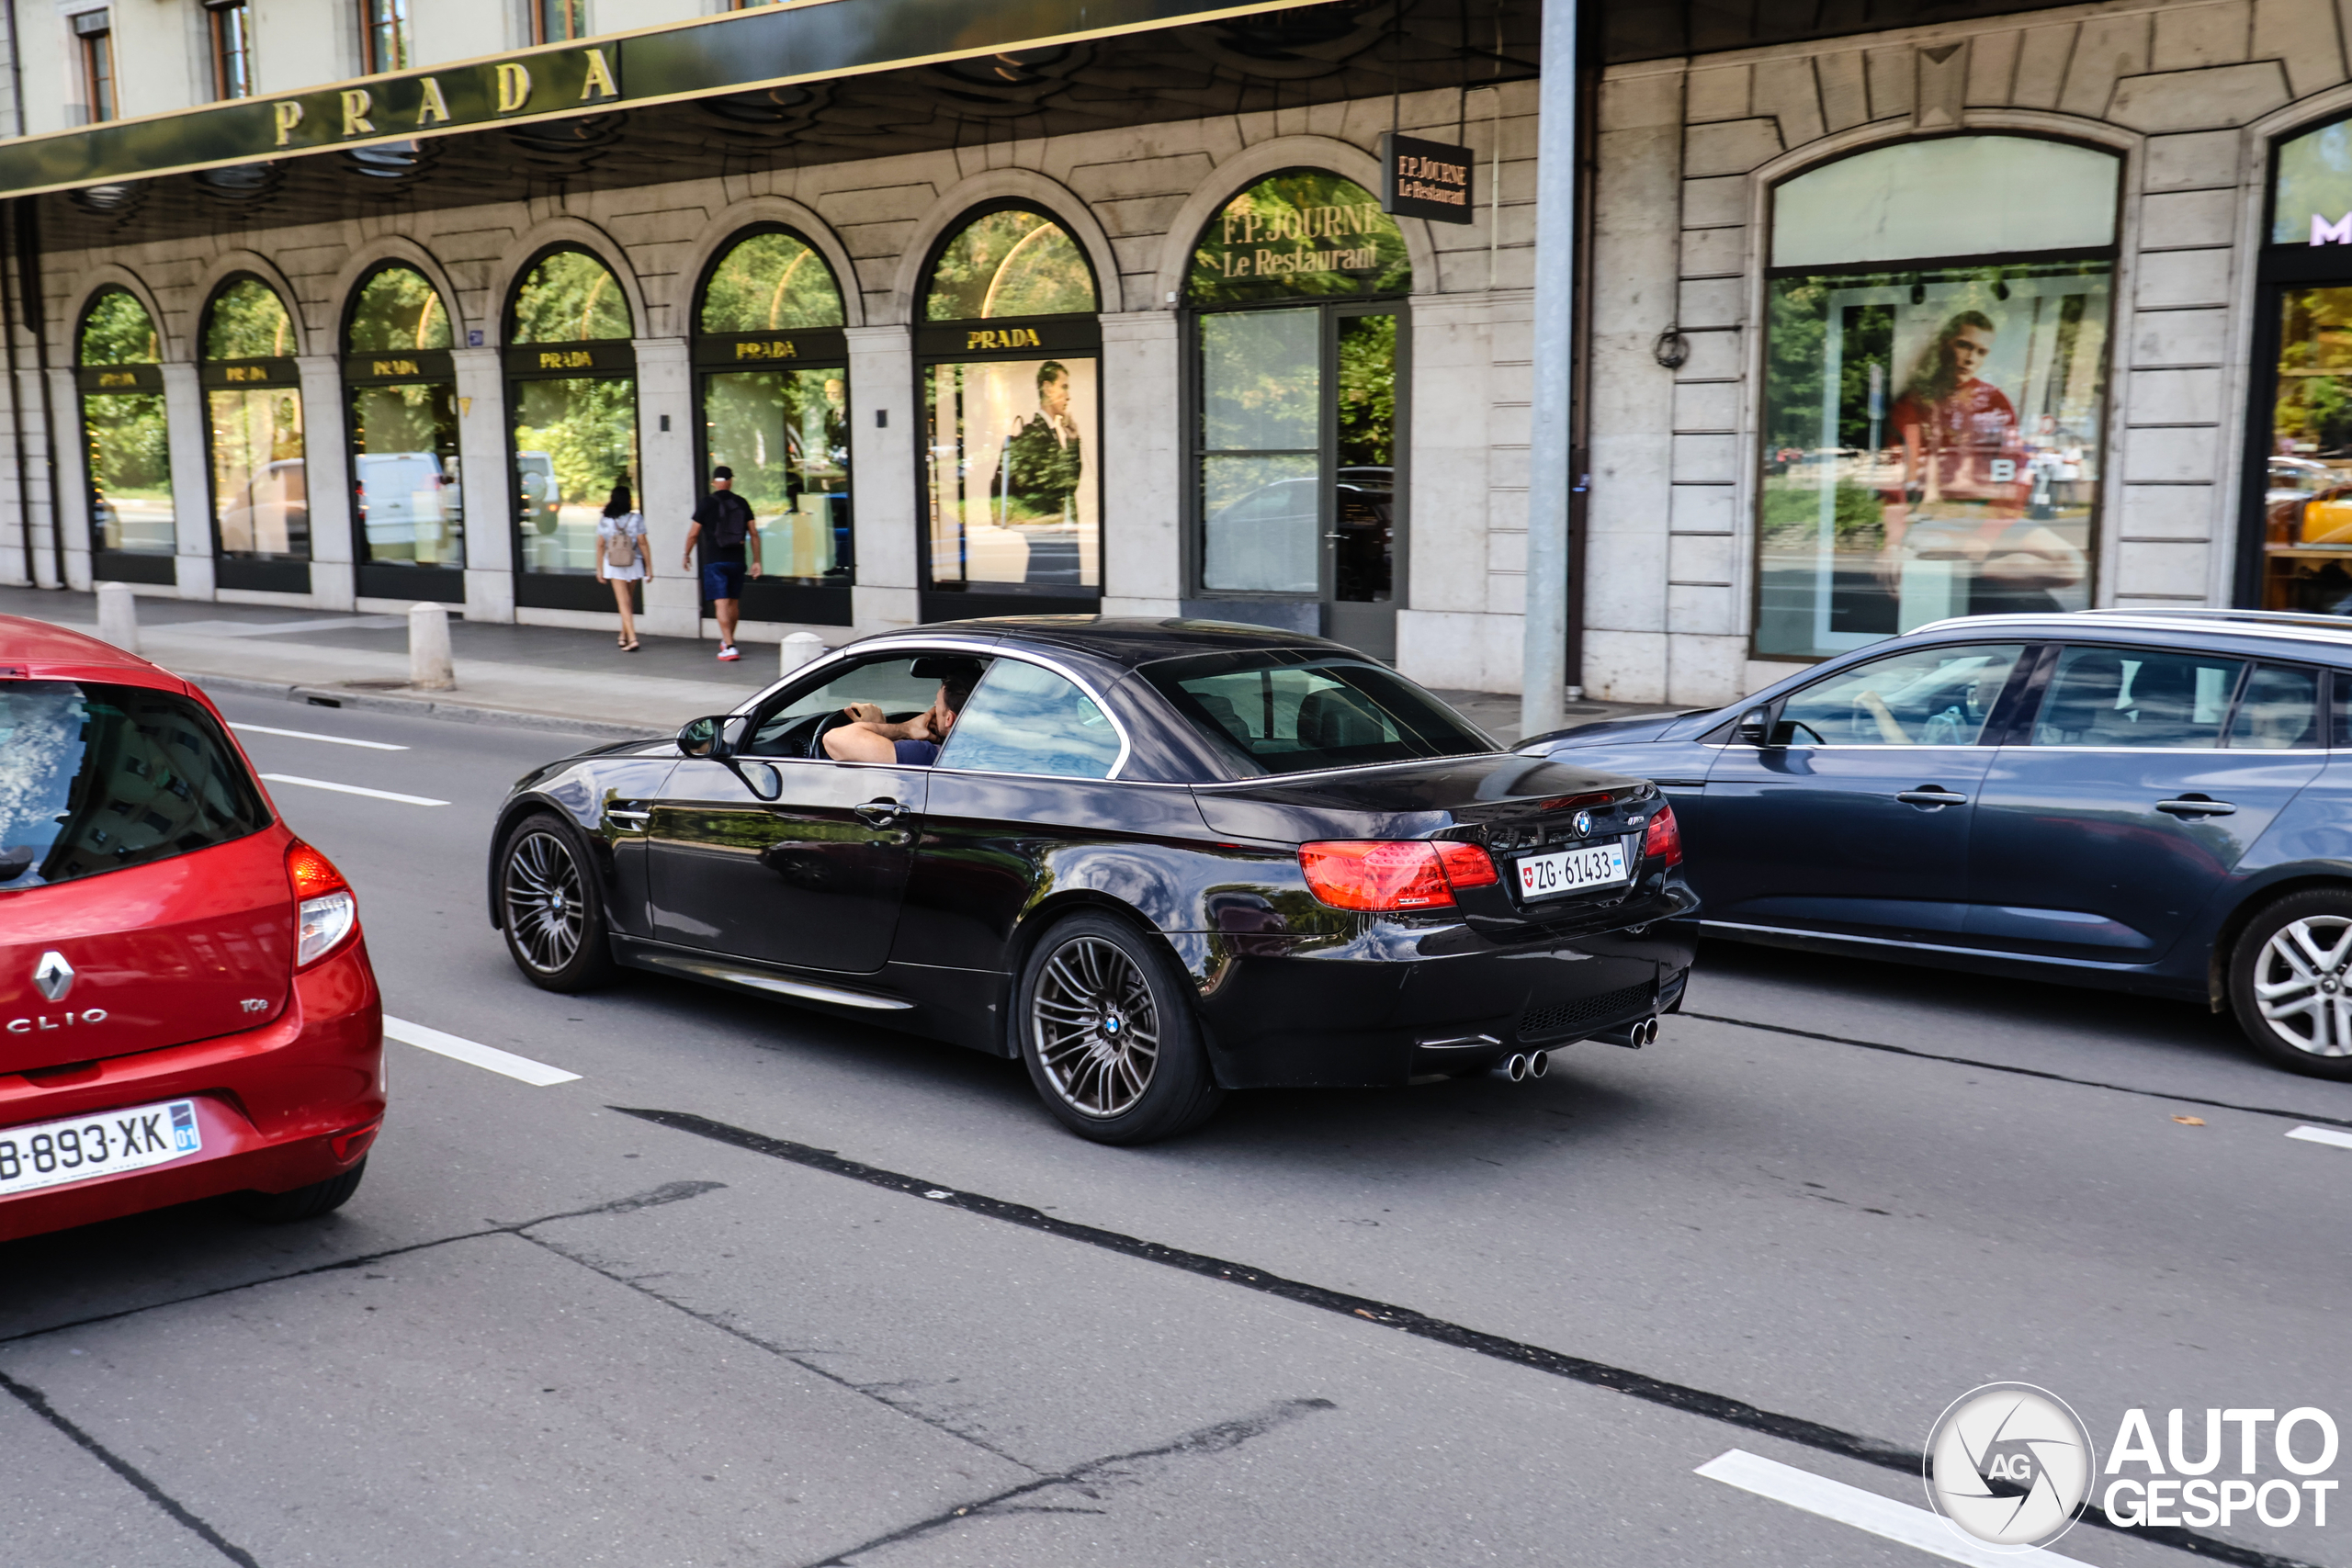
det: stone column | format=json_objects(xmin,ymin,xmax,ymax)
[
  {"xmin": 45, "ymin": 367, "xmax": 85, "ymax": 591},
  {"xmin": 298, "ymin": 355, "xmax": 355, "ymax": 609},
  {"xmin": 846, "ymin": 323, "xmax": 919, "ymax": 635},
  {"xmin": 1098, "ymin": 310, "xmax": 1182, "ymax": 617},
  {"xmin": 632, "ymin": 336, "xmax": 700, "ymax": 640},
  {"xmin": 451, "ymin": 347, "xmax": 512, "ymax": 622},
  {"xmin": 161, "ymin": 362, "xmax": 215, "ymax": 600}
]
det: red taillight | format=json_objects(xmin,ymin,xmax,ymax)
[
  {"xmin": 287, "ymin": 840, "xmax": 348, "ymax": 899},
  {"xmin": 1298, "ymin": 840, "xmax": 1499, "ymax": 911},
  {"xmin": 1643, "ymin": 804, "xmax": 1683, "ymax": 867},
  {"xmin": 286, "ymin": 840, "xmax": 358, "ymax": 967}
]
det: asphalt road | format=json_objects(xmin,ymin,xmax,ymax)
[{"xmin": 4, "ymin": 687, "xmax": 2348, "ymax": 1568}]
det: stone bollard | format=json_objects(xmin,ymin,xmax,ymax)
[
  {"xmin": 95, "ymin": 581, "xmax": 139, "ymax": 654},
  {"xmin": 408, "ymin": 603, "xmax": 455, "ymax": 691},
  {"xmin": 779, "ymin": 631, "xmax": 826, "ymax": 676}
]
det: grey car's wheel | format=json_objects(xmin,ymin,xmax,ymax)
[
  {"xmin": 1014, "ymin": 911, "xmax": 1222, "ymax": 1144},
  {"xmin": 498, "ymin": 814, "xmax": 614, "ymax": 992},
  {"xmin": 2229, "ymin": 889, "xmax": 2352, "ymax": 1079}
]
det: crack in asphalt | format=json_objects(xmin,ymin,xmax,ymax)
[
  {"xmin": 1680, "ymin": 1011, "xmax": 2352, "ymax": 1131},
  {"xmin": 794, "ymin": 1397, "xmax": 1337, "ymax": 1567},
  {"xmin": 616, "ymin": 1106, "xmax": 2333, "ymax": 1568}
]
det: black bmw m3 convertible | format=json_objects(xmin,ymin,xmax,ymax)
[{"xmin": 488, "ymin": 619, "xmax": 1696, "ymax": 1142}]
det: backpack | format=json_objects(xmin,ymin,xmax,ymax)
[{"xmin": 605, "ymin": 513, "xmax": 639, "ymax": 570}]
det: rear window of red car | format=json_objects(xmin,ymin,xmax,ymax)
[{"xmin": 0, "ymin": 681, "xmax": 269, "ymax": 890}]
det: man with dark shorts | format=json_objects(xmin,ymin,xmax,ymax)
[
  {"xmin": 822, "ymin": 662, "xmax": 981, "ymax": 765},
  {"xmin": 683, "ymin": 466, "xmax": 762, "ymax": 661}
]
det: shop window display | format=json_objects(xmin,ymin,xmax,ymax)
[
  {"xmin": 345, "ymin": 265, "xmax": 463, "ymax": 578},
  {"xmin": 202, "ymin": 277, "xmax": 307, "ymax": 564},
  {"xmin": 2256, "ymin": 119, "xmax": 2352, "ymax": 614},
  {"xmin": 1758, "ymin": 139, "xmax": 2118, "ymax": 660},
  {"xmin": 506, "ymin": 249, "xmax": 637, "ymax": 581},
  {"xmin": 75, "ymin": 288, "xmax": 172, "ymax": 561}
]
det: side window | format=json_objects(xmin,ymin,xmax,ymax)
[
  {"xmin": 1773, "ymin": 644, "xmax": 2027, "ymax": 746},
  {"xmin": 2229, "ymin": 664, "xmax": 2323, "ymax": 750},
  {"xmin": 743, "ymin": 656, "xmax": 946, "ymax": 757},
  {"xmin": 2032, "ymin": 647, "xmax": 2245, "ymax": 750},
  {"xmin": 936, "ymin": 659, "xmax": 1121, "ymax": 779}
]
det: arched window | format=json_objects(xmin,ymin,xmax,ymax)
[
  {"xmin": 503, "ymin": 247, "xmax": 638, "ymax": 604},
  {"xmin": 75, "ymin": 287, "xmax": 173, "ymax": 578},
  {"xmin": 345, "ymin": 264, "xmax": 463, "ymax": 596},
  {"xmin": 918, "ymin": 206, "xmax": 1101, "ymax": 615},
  {"xmin": 1184, "ymin": 171, "xmax": 1409, "ymax": 658},
  {"xmin": 1758, "ymin": 136, "xmax": 2120, "ymax": 660},
  {"xmin": 201, "ymin": 276, "xmax": 308, "ymax": 587},
  {"xmin": 2251, "ymin": 119, "xmax": 2352, "ymax": 615},
  {"xmin": 693, "ymin": 228, "xmax": 853, "ymax": 626}
]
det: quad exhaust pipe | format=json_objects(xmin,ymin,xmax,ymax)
[
  {"xmin": 1487, "ymin": 1050, "xmax": 1551, "ymax": 1082},
  {"xmin": 1594, "ymin": 1015, "xmax": 1660, "ymax": 1050}
]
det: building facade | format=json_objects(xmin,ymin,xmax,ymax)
[{"xmin": 9, "ymin": 0, "xmax": 2352, "ymax": 705}]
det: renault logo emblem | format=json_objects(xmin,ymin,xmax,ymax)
[
  {"xmin": 1572, "ymin": 810, "xmax": 1594, "ymax": 838},
  {"xmin": 32, "ymin": 951, "xmax": 74, "ymax": 1002}
]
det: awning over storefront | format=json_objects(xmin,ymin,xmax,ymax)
[{"xmin": 11, "ymin": 0, "xmax": 1535, "ymax": 252}]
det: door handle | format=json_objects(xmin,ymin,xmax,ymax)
[
  {"xmin": 2156, "ymin": 796, "xmax": 2237, "ymax": 818},
  {"xmin": 607, "ymin": 806, "xmax": 651, "ymax": 829},
  {"xmin": 1895, "ymin": 787, "xmax": 1970, "ymax": 807},
  {"xmin": 854, "ymin": 798, "xmax": 903, "ymax": 827}
]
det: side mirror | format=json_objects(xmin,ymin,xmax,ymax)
[
  {"xmin": 676, "ymin": 714, "xmax": 747, "ymax": 761},
  {"xmin": 1732, "ymin": 705, "xmax": 1774, "ymax": 746}
]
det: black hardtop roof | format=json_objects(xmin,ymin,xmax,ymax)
[{"xmin": 863, "ymin": 615, "xmax": 1364, "ymax": 671}]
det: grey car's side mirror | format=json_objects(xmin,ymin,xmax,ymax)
[
  {"xmin": 1733, "ymin": 705, "xmax": 1774, "ymax": 746},
  {"xmin": 676, "ymin": 714, "xmax": 746, "ymax": 761}
]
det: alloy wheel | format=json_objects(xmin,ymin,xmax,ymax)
[
  {"xmin": 503, "ymin": 829, "xmax": 584, "ymax": 975},
  {"xmin": 2252, "ymin": 914, "xmax": 2352, "ymax": 1057},
  {"xmin": 1031, "ymin": 935, "xmax": 1160, "ymax": 1118}
]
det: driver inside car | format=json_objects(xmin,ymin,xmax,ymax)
[{"xmin": 821, "ymin": 660, "xmax": 982, "ymax": 766}]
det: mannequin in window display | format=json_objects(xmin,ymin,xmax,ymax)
[
  {"xmin": 990, "ymin": 359, "xmax": 1084, "ymax": 585},
  {"xmin": 1875, "ymin": 310, "xmax": 2086, "ymax": 618}
]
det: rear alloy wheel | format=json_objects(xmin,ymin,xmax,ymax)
[
  {"xmin": 1015, "ymin": 912, "xmax": 1222, "ymax": 1144},
  {"xmin": 498, "ymin": 814, "xmax": 615, "ymax": 992},
  {"xmin": 2229, "ymin": 889, "xmax": 2352, "ymax": 1079},
  {"xmin": 234, "ymin": 1159, "xmax": 367, "ymax": 1223}
]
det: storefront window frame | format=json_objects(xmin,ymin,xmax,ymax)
[
  {"xmin": 1179, "ymin": 168, "xmax": 1414, "ymax": 657},
  {"xmin": 911, "ymin": 200, "xmax": 1104, "ymax": 622},
  {"xmin": 74, "ymin": 285, "xmax": 175, "ymax": 584},
  {"xmin": 341, "ymin": 260, "xmax": 464, "ymax": 604},
  {"xmin": 198, "ymin": 272, "xmax": 310, "ymax": 593},
  {"xmin": 502, "ymin": 243, "xmax": 640, "ymax": 614},
  {"xmin": 1755, "ymin": 133, "xmax": 2123, "ymax": 664},
  {"xmin": 691, "ymin": 223, "xmax": 854, "ymax": 628}
]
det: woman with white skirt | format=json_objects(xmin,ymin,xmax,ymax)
[{"xmin": 595, "ymin": 479, "xmax": 650, "ymax": 652}]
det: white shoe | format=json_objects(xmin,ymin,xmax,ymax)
[{"xmin": 717, "ymin": 645, "xmax": 741, "ymax": 661}]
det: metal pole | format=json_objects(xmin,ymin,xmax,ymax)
[{"xmin": 1520, "ymin": 0, "xmax": 1577, "ymax": 739}]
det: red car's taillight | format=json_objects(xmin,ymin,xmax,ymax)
[
  {"xmin": 287, "ymin": 840, "xmax": 358, "ymax": 968},
  {"xmin": 1298, "ymin": 840, "xmax": 1499, "ymax": 911},
  {"xmin": 1643, "ymin": 804, "xmax": 1683, "ymax": 867}
]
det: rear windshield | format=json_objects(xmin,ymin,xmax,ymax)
[
  {"xmin": 1143, "ymin": 651, "xmax": 1496, "ymax": 776},
  {"xmin": 0, "ymin": 681, "xmax": 270, "ymax": 891}
]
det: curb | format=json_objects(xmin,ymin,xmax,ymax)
[{"xmin": 189, "ymin": 672, "xmax": 672, "ymax": 742}]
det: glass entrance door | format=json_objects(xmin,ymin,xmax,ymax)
[{"xmin": 2259, "ymin": 286, "xmax": 2352, "ymax": 613}]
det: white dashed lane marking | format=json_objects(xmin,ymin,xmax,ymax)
[
  {"xmin": 232, "ymin": 722, "xmax": 408, "ymax": 750},
  {"xmin": 1695, "ymin": 1450, "xmax": 2088, "ymax": 1567},
  {"xmin": 260, "ymin": 773, "xmax": 448, "ymax": 806},
  {"xmin": 383, "ymin": 1017, "xmax": 581, "ymax": 1087},
  {"xmin": 2287, "ymin": 1124, "xmax": 2352, "ymax": 1152}
]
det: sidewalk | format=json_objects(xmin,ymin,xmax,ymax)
[{"xmin": 0, "ymin": 585, "xmax": 1672, "ymax": 743}]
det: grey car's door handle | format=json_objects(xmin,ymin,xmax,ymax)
[
  {"xmin": 2156, "ymin": 796, "xmax": 2237, "ymax": 818},
  {"xmin": 854, "ymin": 798, "xmax": 903, "ymax": 827},
  {"xmin": 1895, "ymin": 787, "xmax": 1970, "ymax": 807}
]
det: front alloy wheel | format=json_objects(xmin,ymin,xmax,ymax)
[
  {"xmin": 498, "ymin": 814, "xmax": 614, "ymax": 992},
  {"xmin": 2230, "ymin": 890, "xmax": 2352, "ymax": 1078},
  {"xmin": 1015, "ymin": 912, "xmax": 1222, "ymax": 1143}
]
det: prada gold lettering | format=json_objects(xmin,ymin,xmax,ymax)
[
  {"xmin": 95, "ymin": 370, "xmax": 136, "ymax": 389},
  {"xmin": 371, "ymin": 358, "xmax": 420, "ymax": 377},
  {"xmin": 223, "ymin": 365, "xmax": 269, "ymax": 383},
  {"xmin": 497, "ymin": 62, "xmax": 533, "ymax": 113},
  {"xmin": 537, "ymin": 349, "xmax": 593, "ymax": 369},
  {"xmin": 273, "ymin": 100, "xmax": 305, "ymax": 146},
  {"xmin": 965, "ymin": 327, "xmax": 1043, "ymax": 351},
  {"xmin": 580, "ymin": 48, "xmax": 618, "ymax": 101},
  {"xmin": 732, "ymin": 340, "xmax": 797, "ymax": 361},
  {"xmin": 416, "ymin": 76, "xmax": 450, "ymax": 127},
  {"xmin": 341, "ymin": 88, "xmax": 376, "ymax": 137}
]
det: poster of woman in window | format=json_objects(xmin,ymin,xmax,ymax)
[{"xmin": 1758, "ymin": 263, "xmax": 2109, "ymax": 660}]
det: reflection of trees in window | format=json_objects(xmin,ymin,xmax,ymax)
[
  {"xmin": 511, "ymin": 251, "xmax": 631, "ymax": 343},
  {"xmin": 348, "ymin": 265, "xmax": 452, "ymax": 352},
  {"xmin": 924, "ymin": 210, "xmax": 1096, "ymax": 321},
  {"xmin": 204, "ymin": 277, "xmax": 295, "ymax": 359},
  {"xmin": 1336, "ymin": 314, "xmax": 1395, "ymax": 465},
  {"xmin": 514, "ymin": 377, "xmax": 635, "ymax": 513},
  {"xmin": 79, "ymin": 288, "xmax": 160, "ymax": 364},
  {"xmin": 2278, "ymin": 288, "xmax": 2352, "ymax": 457},
  {"xmin": 85, "ymin": 395, "xmax": 171, "ymax": 502},
  {"xmin": 700, "ymin": 232, "xmax": 843, "ymax": 333}
]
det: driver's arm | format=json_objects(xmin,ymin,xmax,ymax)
[
  {"xmin": 823, "ymin": 722, "xmax": 900, "ymax": 763},
  {"xmin": 1853, "ymin": 689, "xmax": 1912, "ymax": 744}
]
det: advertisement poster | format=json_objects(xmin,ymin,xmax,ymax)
[{"xmin": 926, "ymin": 355, "xmax": 1100, "ymax": 591}]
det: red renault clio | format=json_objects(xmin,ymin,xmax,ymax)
[{"xmin": 0, "ymin": 616, "xmax": 383, "ymax": 1243}]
